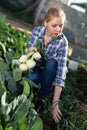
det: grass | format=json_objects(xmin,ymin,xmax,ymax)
[{"xmin": 40, "ymin": 63, "xmax": 87, "ymax": 130}]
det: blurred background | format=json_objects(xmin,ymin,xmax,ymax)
[{"xmin": 0, "ymin": 0, "xmax": 87, "ymax": 63}]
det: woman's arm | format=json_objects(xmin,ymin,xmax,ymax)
[{"xmin": 52, "ymin": 86, "xmax": 62, "ymax": 123}]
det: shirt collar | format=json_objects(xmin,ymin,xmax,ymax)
[{"xmin": 57, "ymin": 33, "xmax": 64, "ymax": 40}]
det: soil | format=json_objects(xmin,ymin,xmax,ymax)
[{"xmin": 77, "ymin": 101, "xmax": 87, "ymax": 119}]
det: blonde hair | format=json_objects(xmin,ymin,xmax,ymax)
[{"xmin": 44, "ymin": 7, "xmax": 66, "ymax": 22}]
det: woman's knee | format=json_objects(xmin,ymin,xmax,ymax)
[{"xmin": 25, "ymin": 71, "xmax": 40, "ymax": 84}]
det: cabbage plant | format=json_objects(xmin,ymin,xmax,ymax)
[
  {"xmin": 0, "ymin": 43, "xmax": 43, "ymax": 130},
  {"xmin": 0, "ymin": 19, "xmax": 43, "ymax": 130}
]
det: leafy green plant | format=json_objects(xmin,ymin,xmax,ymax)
[
  {"xmin": 0, "ymin": 19, "xmax": 43, "ymax": 130},
  {"xmin": 0, "ymin": 18, "xmax": 29, "ymax": 58}
]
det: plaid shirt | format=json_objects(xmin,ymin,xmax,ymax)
[{"xmin": 27, "ymin": 26, "xmax": 68, "ymax": 87}]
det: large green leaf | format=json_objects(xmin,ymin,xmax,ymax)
[
  {"xmin": 36, "ymin": 40, "xmax": 45, "ymax": 57},
  {"xmin": 17, "ymin": 118, "xmax": 27, "ymax": 130},
  {"xmin": 13, "ymin": 68, "xmax": 22, "ymax": 81},
  {"xmin": 23, "ymin": 79, "xmax": 31, "ymax": 95},
  {"xmin": 0, "ymin": 125, "xmax": 3, "ymax": 130},
  {"xmin": 2, "ymin": 71, "xmax": 17, "ymax": 93},
  {"xmin": 5, "ymin": 127, "xmax": 12, "ymax": 130},
  {"xmin": 0, "ymin": 84, "xmax": 6, "ymax": 97},
  {"xmin": 27, "ymin": 79, "xmax": 40, "ymax": 89},
  {"xmin": 2, "ymin": 94, "xmax": 27, "ymax": 115},
  {"xmin": 13, "ymin": 100, "xmax": 29, "ymax": 121},
  {"xmin": 29, "ymin": 116, "xmax": 43, "ymax": 130},
  {"xmin": 0, "ymin": 60, "xmax": 9, "ymax": 74},
  {"xmin": 5, "ymin": 122, "xmax": 19, "ymax": 130},
  {"xmin": 1, "ymin": 91, "xmax": 7, "ymax": 107},
  {"xmin": 29, "ymin": 92, "xmax": 34, "ymax": 103},
  {"xmin": 31, "ymin": 118, "xmax": 43, "ymax": 130}
]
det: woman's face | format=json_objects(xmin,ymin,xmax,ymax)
[{"xmin": 45, "ymin": 16, "xmax": 65, "ymax": 37}]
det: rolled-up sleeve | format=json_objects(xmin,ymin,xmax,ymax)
[{"xmin": 53, "ymin": 39, "xmax": 68, "ymax": 87}]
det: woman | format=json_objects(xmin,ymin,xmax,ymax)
[{"xmin": 25, "ymin": 7, "xmax": 68, "ymax": 123}]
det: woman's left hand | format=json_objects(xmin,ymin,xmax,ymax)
[{"xmin": 52, "ymin": 103, "xmax": 62, "ymax": 123}]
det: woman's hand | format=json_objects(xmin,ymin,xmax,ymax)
[
  {"xmin": 52, "ymin": 86, "xmax": 62, "ymax": 123},
  {"xmin": 52, "ymin": 103, "xmax": 62, "ymax": 123},
  {"xmin": 25, "ymin": 47, "xmax": 37, "ymax": 54},
  {"xmin": 28, "ymin": 47, "xmax": 37, "ymax": 52}
]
